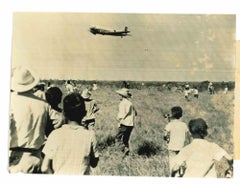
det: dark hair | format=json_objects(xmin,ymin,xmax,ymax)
[
  {"xmin": 45, "ymin": 87, "xmax": 63, "ymax": 108},
  {"xmin": 63, "ymin": 93, "xmax": 86, "ymax": 123},
  {"xmin": 188, "ymin": 118, "xmax": 208, "ymax": 138},
  {"xmin": 171, "ymin": 106, "xmax": 183, "ymax": 119}
]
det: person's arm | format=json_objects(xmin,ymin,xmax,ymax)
[
  {"xmin": 89, "ymin": 131, "xmax": 100, "ymax": 168},
  {"xmin": 224, "ymin": 153, "xmax": 233, "ymax": 177},
  {"xmin": 41, "ymin": 156, "xmax": 54, "ymax": 174}
]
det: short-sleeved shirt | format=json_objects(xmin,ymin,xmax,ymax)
[
  {"xmin": 42, "ymin": 124, "xmax": 99, "ymax": 175},
  {"xmin": 10, "ymin": 92, "xmax": 59, "ymax": 150},
  {"xmin": 172, "ymin": 139, "xmax": 228, "ymax": 177},
  {"xmin": 117, "ymin": 98, "xmax": 137, "ymax": 127},
  {"xmin": 65, "ymin": 84, "xmax": 74, "ymax": 94},
  {"xmin": 82, "ymin": 98, "xmax": 99, "ymax": 121},
  {"xmin": 165, "ymin": 119, "xmax": 189, "ymax": 151}
]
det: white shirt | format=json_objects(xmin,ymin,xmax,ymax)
[
  {"xmin": 10, "ymin": 92, "xmax": 62, "ymax": 149},
  {"xmin": 117, "ymin": 98, "xmax": 137, "ymax": 127},
  {"xmin": 66, "ymin": 84, "xmax": 74, "ymax": 94},
  {"xmin": 165, "ymin": 119, "xmax": 189, "ymax": 151},
  {"xmin": 173, "ymin": 139, "xmax": 228, "ymax": 177},
  {"xmin": 42, "ymin": 124, "xmax": 99, "ymax": 175}
]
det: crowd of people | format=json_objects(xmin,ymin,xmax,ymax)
[{"xmin": 9, "ymin": 66, "xmax": 233, "ymax": 177}]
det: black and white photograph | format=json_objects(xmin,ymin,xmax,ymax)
[{"xmin": 1, "ymin": 0, "xmax": 240, "ymax": 185}]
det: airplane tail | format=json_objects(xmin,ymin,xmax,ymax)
[{"xmin": 125, "ymin": 26, "xmax": 128, "ymax": 32}]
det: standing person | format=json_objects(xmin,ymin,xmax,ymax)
[
  {"xmin": 81, "ymin": 88, "xmax": 100, "ymax": 130},
  {"xmin": 45, "ymin": 86, "xmax": 64, "ymax": 137},
  {"xmin": 163, "ymin": 106, "xmax": 191, "ymax": 176},
  {"xmin": 193, "ymin": 86, "xmax": 199, "ymax": 99},
  {"xmin": 65, "ymin": 80, "xmax": 74, "ymax": 94},
  {"xmin": 171, "ymin": 118, "xmax": 233, "ymax": 178},
  {"xmin": 184, "ymin": 84, "xmax": 191, "ymax": 101},
  {"xmin": 41, "ymin": 93, "xmax": 99, "ymax": 175},
  {"xmin": 115, "ymin": 88, "xmax": 137, "ymax": 155},
  {"xmin": 9, "ymin": 66, "xmax": 63, "ymax": 173}
]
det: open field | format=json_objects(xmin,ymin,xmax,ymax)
[{"xmin": 49, "ymin": 80, "xmax": 234, "ymax": 177}]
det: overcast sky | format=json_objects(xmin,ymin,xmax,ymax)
[{"xmin": 11, "ymin": 13, "xmax": 236, "ymax": 81}]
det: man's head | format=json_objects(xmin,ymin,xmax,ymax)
[
  {"xmin": 11, "ymin": 66, "xmax": 39, "ymax": 93},
  {"xmin": 188, "ymin": 118, "xmax": 208, "ymax": 139},
  {"xmin": 63, "ymin": 93, "xmax": 86, "ymax": 124},
  {"xmin": 45, "ymin": 87, "xmax": 63, "ymax": 108},
  {"xmin": 171, "ymin": 106, "xmax": 183, "ymax": 119}
]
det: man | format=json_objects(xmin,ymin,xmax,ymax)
[
  {"xmin": 9, "ymin": 66, "xmax": 63, "ymax": 173},
  {"xmin": 115, "ymin": 88, "xmax": 137, "ymax": 155}
]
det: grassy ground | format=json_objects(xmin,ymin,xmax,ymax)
[{"xmin": 73, "ymin": 85, "xmax": 234, "ymax": 177}]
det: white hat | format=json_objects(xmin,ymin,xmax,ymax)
[
  {"xmin": 11, "ymin": 66, "xmax": 40, "ymax": 92},
  {"xmin": 81, "ymin": 88, "xmax": 92, "ymax": 99},
  {"xmin": 116, "ymin": 88, "xmax": 132, "ymax": 98}
]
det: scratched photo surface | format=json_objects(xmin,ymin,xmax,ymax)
[{"xmin": 10, "ymin": 13, "xmax": 235, "ymax": 177}]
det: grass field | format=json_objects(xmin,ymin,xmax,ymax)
[{"xmin": 55, "ymin": 81, "xmax": 234, "ymax": 177}]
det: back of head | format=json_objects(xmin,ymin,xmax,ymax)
[
  {"xmin": 171, "ymin": 106, "xmax": 183, "ymax": 119},
  {"xmin": 45, "ymin": 87, "xmax": 63, "ymax": 107},
  {"xmin": 188, "ymin": 118, "xmax": 208, "ymax": 138},
  {"xmin": 63, "ymin": 93, "xmax": 86, "ymax": 123}
]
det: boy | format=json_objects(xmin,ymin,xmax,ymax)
[
  {"xmin": 164, "ymin": 106, "xmax": 190, "ymax": 176},
  {"xmin": 81, "ymin": 88, "xmax": 100, "ymax": 130},
  {"xmin": 116, "ymin": 88, "xmax": 137, "ymax": 155},
  {"xmin": 171, "ymin": 118, "xmax": 233, "ymax": 178},
  {"xmin": 45, "ymin": 86, "xmax": 64, "ymax": 137},
  {"xmin": 41, "ymin": 93, "xmax": 99, "ymax": 175}
]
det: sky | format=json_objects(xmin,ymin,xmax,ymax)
[{"xmin": 11, "ymin": 13, "xmax": 236, "ymax": 82}]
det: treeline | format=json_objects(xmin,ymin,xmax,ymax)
[{"xmin": 42, "ymin": 79, "xmax": 235, "ymax": 92}]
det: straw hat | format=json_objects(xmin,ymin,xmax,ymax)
[
  {"xmin": 81, "ymin": 88, "xmax": 92, "ymax": 99},
  {"xmin": 116, "ymin": 88, "xmax": 132, "ymax": 98},
  {"xmin": 11, "ymin": 66, "xmax": 40, "ymax": 92}
]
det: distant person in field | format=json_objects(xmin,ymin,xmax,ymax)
[
  {"xmin": 208, "ymin": 81, "xmax": 215, "ymax": 95},
  {"xmin": 171, "ymin": 118, "xmax": 233, "ymax": 178},
  {"xmin": 81, "ymin": 88, "xmax": 100, "ymax": 130},
  {"xmin": 41, "ymin": 93, "xmax": 99, "ymax": 175},
  {"xmin": 92, "ymin": 83, "xmax": 98, "ymax": 91},
  {"xmin": 115, "ymin": 88, "xmax": 137, "ymax": 155},
  {"xmin": 9, "ymin": 66, "xmax": 64, "ymax": 173},
  {"xmin": 45, "ymin": 86, "xmax": 64, "ymax": 137},
  {"xmin": 164, "ymin": 106, "xmax": 191, "ymax": 176},
  {"xmin": 223, "ymin": 85, "xmax": 228, "ymax": 94},
  {"xmin": 184, "ymin": 84, "xmax": 191, "ymax": 101},
  {"xmin": 33, "ymin": 82, "xmax": 46, "ymax": 100},
  {"xmin": 193, "ymin": 86, "xmax": 199, "ymax": 99},
  {"xmin": 65, "ymin": 80, "xmax": 74, "ymax": 94},
  {"xmin": 121, "ymin": 81, "xmax": 130, "ymax": 89}
]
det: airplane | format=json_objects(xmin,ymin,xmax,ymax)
[{"xmin": 89, "ymin": 26, "xmax": 130, "ymax": 37}]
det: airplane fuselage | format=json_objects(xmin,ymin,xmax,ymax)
[{"xmin": 90, "ymin": 27, "xmax": 130, "ymax": 37}]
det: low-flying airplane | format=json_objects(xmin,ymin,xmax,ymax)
[{"xmin": 89, "ymin": 26, "xmax": 130, "ymax": 37}]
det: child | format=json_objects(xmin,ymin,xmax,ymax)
[
  {"xmin": 193, "ymin": 86, "xmax": 199, "ymax": 99},
  {"xmin": 115, "ymin": 88, "xmax": 137, "ymax": 155},
  {"xmin": 45, "ymin": 86, "xmax": 64, "ymax": 137},
  {"xmin": 164, "ymin": 106, "xmax": 190, "ymax": 176},
  {"xmin": 81, "ymin": 88, "xmax": 100, "ymax": 129},
  {"xmin": 184, "ymin": 84, "xmax": 191, "ymax": 101},
  {"xmin": 41, "ymin": 93, "xmax": 99, "ymax": 175},
  {"xmin": 171, "ymin": 118, "xmax": 233, "ymax": 178}
]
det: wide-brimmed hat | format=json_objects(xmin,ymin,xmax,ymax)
[
  {"xmin": 81, "ymin": 88, "xmax": 92, "ymax": 99},
  {"xmin": 116, "ymin": 88, "xmax": 132, "ymax": 98},
  {"xmin": 11, "ymin": 66, "xmax": 40, "ymax": 93}
]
